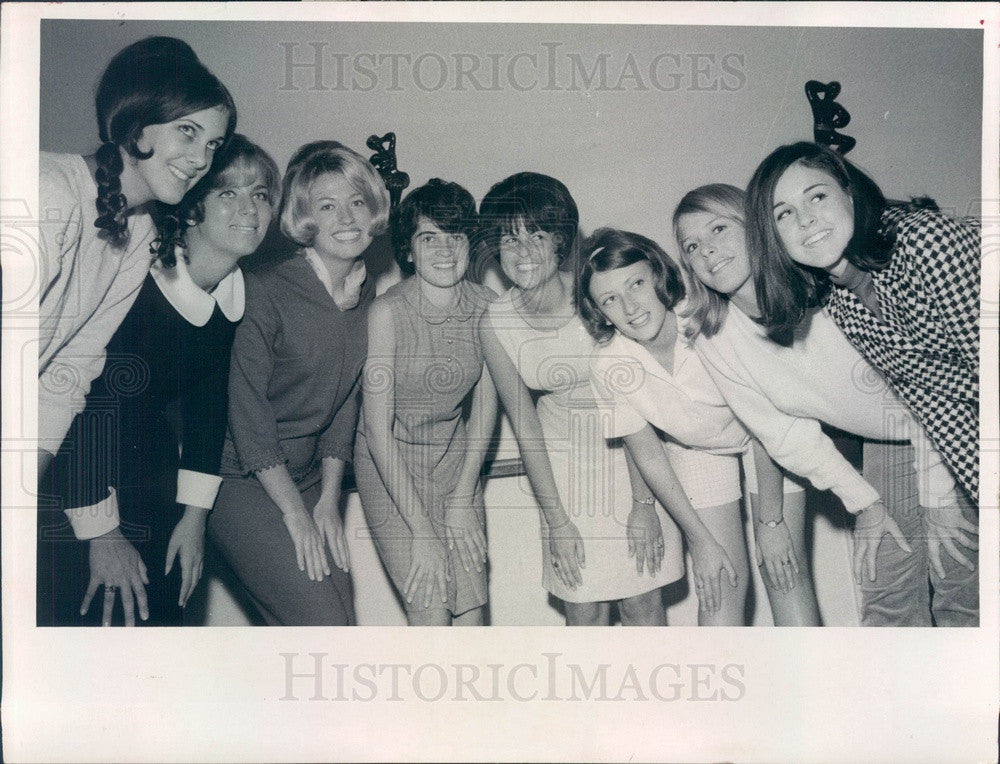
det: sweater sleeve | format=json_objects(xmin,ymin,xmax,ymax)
[
  {"xmin": 226, "ymin": 277, "xmax": 286, "ymax": 474},
  {"xmin": 48, "ymin": 410, "xmax": 120, "ymax": 538},
  {"xmin": 696, "ymin": 338, "xmax": 879, "ymax": 512},
  {"xmin": 37, "ymin": 161, "xmax": 155, "ymax": 451},
  {"xmin": 317, "ymin": 371, "xmax": 362, "ymax": 464},
  {"xmin": 177, "ymin": 332, "xmax": 232, "ymax": 508}
]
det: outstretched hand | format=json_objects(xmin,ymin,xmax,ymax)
[{"xmin": 83, "ymin": 527, "xmax": 149, "ymax": 626}]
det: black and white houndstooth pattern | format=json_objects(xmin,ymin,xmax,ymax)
[{"xmin": 824, "ymin": 206, "xmax": 980, "ymax": 501}]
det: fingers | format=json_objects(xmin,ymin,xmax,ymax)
[
  {"xmin": 403, "ymin": 563, "xmax": 419, "ymax": 604},
  {"xmin": 927, "ymin": 540, "xmax": 947, "ymax": 580},
  {"xmin": 634, "ymin": 538, "xmax": 646, "ymax": 575},
  {"xmin": 942, "ymin": 538, "xmax": 974, "ymax": 572},
  {"xmin": 865, "ymin": 539, "xmax": 880, "ymax": 583},
  {"xmin": 332, "ymin": 528, "xmax": 351, "ymax": 572},
  {"xmin": 102, "ymin": 585, "xmax": 116, "ymax": 627},
  {"xmin": 307, "ymin": 531, "xmax": 330, "ymax": 581},
  {"xmin": 552, "ymin": 553, "xmax": 578, "ymax": 590},
  {"xmin": 121, "ymin": 584, "xmax": 136, "ymax": 627},
  {"xmin": 951, "ymin": 528, "xmax": 978, "ymax": 551},
  {"xmin": 177, "ymin": 549, "xmax": 203, "ymax": 608},
  {"xmin": 324, "ymin": 521, "xmax": 349, "ymax": 573},
  {"xmin": 722, "ymin": 554, "xmax": 738, "ymax": 588},
  {"xmin": 422, "ymin": 573, "xmax": 435, "ymax": 610},
  {"xmin": 456, "ymin": 537, "xmax": 474, "ymax": 574},
  {"xmin": 436, "ymin": 565, "xmax": 448, "ymax": 606},
  {"xmin": 763, "ymin": 557, "xmax": 781, "ymax": 592},
  {"xmin": 575, "ymin": 537, "xmax": 586, "ymax": 569},
  {"xmin": 709, "ymin": 570, "xmax": 723, "ymax": 610},
  {"xmin": 852, "ymin": 540, "xmax": 865, "ymax": 586},
  {"xmin": 471, "ymin": 528, "xmax": 488, "ymax": 567},
  {"xmin": 81, "ymin": 578, "xmax": 100, "ymax": 616},
  {"xmin": 165, "ymin": 540, "xmax": 178, "ymax": 577},
  {"xmin": 131, "ymin": 569, "xmax": 149, "ymax": 622},
  {"xmin": 696, "ymin": 577, "xmax": 717, "ymax": 614},
  {"xmin": 564, "ymin": 551, "xmax": 583, "ymax": 588},
  {"xmin": 294, "ymin": 536, "xmax": 307, "ymax": 575},
  {"xmin": 957, "ymin": 517, "xmax": 980, "ymax": 538},
  {"xmin": 886, "ymin": 519, "xmax": 912, "ymax": 555}
]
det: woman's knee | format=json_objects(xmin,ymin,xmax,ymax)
[
  {"xmin": 564, "ymin": 600, "xmax": 608, "ymax": 626},
  {"xmin": 619, "ymin": 589, "xmax": 665, "ymax": 626}
]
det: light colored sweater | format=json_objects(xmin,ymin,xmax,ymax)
[
  {"xmin": 38, "ymin": 152, "xmax": 156, "ymax": 453},
  {"xmin": 694, "ymin": 305, "xmax": 955, "ymax": 512}
]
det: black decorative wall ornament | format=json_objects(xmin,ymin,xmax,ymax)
[
  {"xmin": 805, "ymin": 80, "xmax": 856, "ymax": 154},
  {"xmin": 366, "ymin": 132, "xmax": 410, "ymax": 208}
]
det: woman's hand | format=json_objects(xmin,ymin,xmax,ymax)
[
  {"xmin": 165, "ymin": 505, "xmax": 209, "ymax": 607},
  {"xmin": 925, "ymin": 502, "xmax": 978, "ymax": 578},
  {"xmin": 444, "ymin": 494, "xmax": 487, "ymax": 574},
  {"xmin": 689, "ymin": 535, "xmax": 739, "ymax": 614},
  {"xmin": 548, "ymin": 516, "xmax": 585, "ymax": 590},
  {"xmin": 852, "ymin": 500, "xmax": 912, "ymax": 584},
  {"xmin": 404, "ymin": 536, "xmax": 450, "ymax": 609},
  {"xmin": 82, "ymin": 527, "xmax": 150, "ymax": 626},
  {"xmin": 313, "ymin": 494, "xmax": 350, "ymax": 573},
  {"xmin": 754, "ymin": 521, "xmax": 799, "ymax": 594},
  {"xmin": 282, "ymin": 508, "xmax": 331, "ymax": 582},
  {"xmin": 627, "ymin": 501, "xmax": 664, "ymax": 576}
]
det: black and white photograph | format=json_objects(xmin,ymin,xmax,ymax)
[{"xmin": 2, "ymin": 2, "xmax": 998, "ymax": 761}]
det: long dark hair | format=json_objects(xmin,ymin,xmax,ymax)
[
  {"xmin": 93, "ymin": 36, "xmax": 237, "ymax": 259},
  {"xmin": 745, "ymin": 142, "xmax": 896, "ymax": 344},
  {"xmin": 577, "ymin": 227, "xmax": 685, "ymax": 344}
]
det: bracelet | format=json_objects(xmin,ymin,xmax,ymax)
[
  {"xmin": 633, "ymin": 496, "xmax": 655, "ymax": 506},
  {"xmin": 757, "ymin": 517, "xmax": 784, "ymax": 528}
]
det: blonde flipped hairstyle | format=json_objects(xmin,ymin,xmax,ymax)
[{"xmin": 279, "ymin": 140, "xmax": 390, "ymax": 247}]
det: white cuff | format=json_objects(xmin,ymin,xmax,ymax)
[
  {"xmin": 176, "ymin": 469, "xmax": 222, "ymax": 509},
  {"xmin": 64, "ymin": 487, "xmax": 120, "ymax": 540},
  {"xmin": 829, "ymin": 460, "xmax": 881, "ymax": 513}
]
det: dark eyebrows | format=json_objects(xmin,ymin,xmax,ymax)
[{"xmin": 774, "ymin": 182, "xmax": 829, "ymax": 210}]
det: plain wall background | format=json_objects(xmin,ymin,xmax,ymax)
[
  {"xmin": 41, "ymin": 20, "xmax": 983, "ymax": 245},
  {"xmin": 38, "ymin": 20, "xmax": 983, "ymax": 626}
]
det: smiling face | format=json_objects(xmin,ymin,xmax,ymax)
[
  {"xmin": 186, "ymin": 163, "xmax": 274, "ymax": 261},
  {"xmin": 498, "ymin": 220, "xmax": 561, "ymax": 291},
  {"xmin": 772, "ymin": 162, "xmax": 855, "ymax": 276},
  {"xmin": 308, "ymin": 171, "xmax": 375, "ymax": 262},
  {"xmin": 130, "ymin": 105, "xmax": 231, "ymax": 206},
  {"xmin": 410, "ymin": 216, "xmax": 470, "ymax": 289},
  {"xmin": 588, "ymin": 260, "xmax": 668, "ymax": 345},
  {"xmin": 676, "ymin": 211, "xmax": 751, "ymax": 297}
]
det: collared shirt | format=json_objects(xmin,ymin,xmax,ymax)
[
  {"xmin": 591, "ymin": 328, "xmax": 750, "ymax": 455},
  {"xmin": 303, "ymin": 248, "xmax": 368, "ymax": 310}
]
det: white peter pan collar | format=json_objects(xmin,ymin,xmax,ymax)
[{"xmin": 150, "ymin": 251, "xmax": 245, "ymax": 326}]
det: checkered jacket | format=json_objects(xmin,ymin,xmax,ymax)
[{"xmin": 824, "ymin": 205, "xmax": 980, "ymax": 501}]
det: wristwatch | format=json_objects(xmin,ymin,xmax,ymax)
[{"xmin": 758, "ymin": 517, "xmax": 783, "ymax": 528}]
